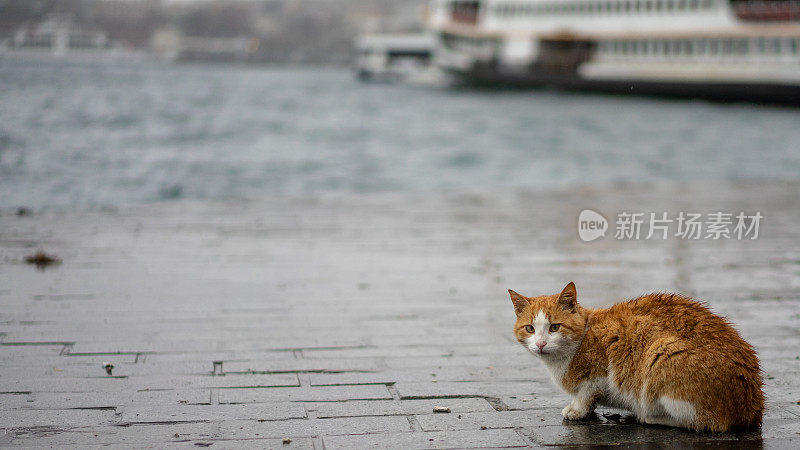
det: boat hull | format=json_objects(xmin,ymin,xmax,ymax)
[{"xmin": 449, "ymin": 64, "xmax": 800, "ymax": 105}]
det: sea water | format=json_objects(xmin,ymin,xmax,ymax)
[{"xmin": 1, "ymin": 59, "xmax": 799, "ymax": 210}]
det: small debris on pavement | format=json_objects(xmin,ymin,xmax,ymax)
[
  {"xmin": 24, "ymin": 251, "xmax": 61, "ymax": 270},
  {"xmin": 433, "ymin": 406, "xmax": 451, "ymax": 413},
  {"xmin": 282, "ymin": 438, "xmax": 292, "ymax": 444},
  {"xmin": 102, "ymin": 362, "xmax": 114, "ymax": 376}
]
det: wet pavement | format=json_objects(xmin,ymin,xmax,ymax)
[{"xmin": 1, "ymin": 181, "xmax": 799, "ymax": 448}]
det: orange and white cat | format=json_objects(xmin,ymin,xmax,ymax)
[{"xmin": 509, "ymin": 282, "xmax": 763, "ymax": 432}]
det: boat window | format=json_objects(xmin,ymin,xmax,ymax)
[
  {"xmin": 734, "ymin": 39, "xmax": 747, "ymax": 55},
  {"xmin": 721, "ymin": 39, "xmax": 732, "ymax": 55},
  {"xmin": 710, "ymin": 39, "xmax": 720, "ymax": 55}
]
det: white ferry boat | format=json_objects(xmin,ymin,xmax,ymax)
[{"xmin": 427, "ymin": 0, "xmax": 800, "ymax": 103}]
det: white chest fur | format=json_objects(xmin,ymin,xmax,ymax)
[{"xmin": 542, "ymin": 351, "xmax": 576, "ymax": 389}]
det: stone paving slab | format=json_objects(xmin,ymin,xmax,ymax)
[
  {"xmin": 322, "ymin": 429, "xmax": 531, "ymax": 449},
  {"xmin": 5, "ymin": 389, "xmax": 212, "ymax": 410},
  {"xmin": 306, "ymin": 398, "xmax": 496, "ymax": 418},
  {"xmin": 307, "ymin": 366, "xmax": 543, "ymax": 386},
  {"xmin": 393, "ymin": 381, "xmax": 555, "ymax": 402},
  {"xmin": 0, "ymin": 409, "xmax": 118, "ymax": 428},
  {"xmin": 0, "ymin": 373, "xmax": 301, "ymax": 393},
  {"xmin": 2, "ymin": 181, "xmax": 800, "ymax": 447},
  {"xmin": 416, "ymin": 409, "xmax": 572, "ymax": 431},
  {"xmin": 1, "ymin": 420, "xmax": 331, "ymax": 446},
  {"xmin": 118, "ymin": 403, "xmax": 308, "ymax": 423},
  {"xmin": 218, "ymin": 385, "xmax": 393, "ymax": 404}
]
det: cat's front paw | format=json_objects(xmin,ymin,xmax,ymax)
[{"xmin": 562, "ymin": 402, "xmax": 592, "ymax": 420}]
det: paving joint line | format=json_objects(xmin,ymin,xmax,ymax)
[
  {"xmin": 406, "ymin": 415, "xmax": 423, "ymax": 432},
  {"xmin": 311, "ymin": 435, "xmax": 325, "ymax": 450},
  {"xmin": 385, "ymin": 383, "xmax": 401, "ymax": 401}
]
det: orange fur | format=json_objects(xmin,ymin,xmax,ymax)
[{"xmin": 509, "ymin": 283, "xmax": 764, "ymax": 432}]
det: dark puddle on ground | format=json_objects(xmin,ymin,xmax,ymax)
[{"xmin": 525, "ymin": 412, "xmax": 765, "ymax": 448}]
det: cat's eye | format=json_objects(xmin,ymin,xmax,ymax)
[
  {"xmin": 549, "ymin": 324, "xmax": 561, "ymax": 332},
  {"xmin": 524, "ymin": 325, "xmax": 534, "ymax": 333}
]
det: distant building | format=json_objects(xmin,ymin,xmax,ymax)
[
  {"xmin": 0, "ymin": 13, "xmax": 151, "ymax": 62},
  {"xmin": 177, "ymin": 36, "xmax": 261, "ymax": 63},
  {"xmin": 5, "ymin": 13, "xmax": 110, "ymax": 56},
  {"xmin": 150, "ymin": 28, "xmax": 261, "ymax": 63}
]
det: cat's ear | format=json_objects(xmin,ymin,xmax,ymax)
[
  {"xmin": 557, "ymin": 282, "xmax": 577, "ymax": 312},
  {"xmin": 508, "ymin": 289, "xmax": 528, "ymax": 316}
]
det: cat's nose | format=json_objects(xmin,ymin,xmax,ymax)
[{"xmin": 536, "ymin": 341, "xmax": 546, "ymax": 350}]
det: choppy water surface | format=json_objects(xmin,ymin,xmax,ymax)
[{"xmin": 1, "ymin": 60, "xmax": 799, "ymax": 209}]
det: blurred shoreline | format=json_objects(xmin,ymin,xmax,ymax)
[
  {"xmin": 0, "ymin": 0, "xmax": 428, "ymax": 66},
  {"xmin": 4, "ymin": 177, "xmax": 800, "ymax": 217}
]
